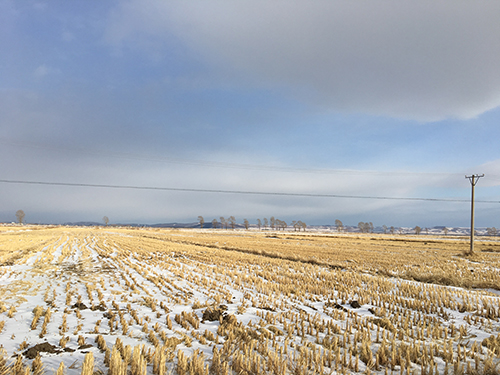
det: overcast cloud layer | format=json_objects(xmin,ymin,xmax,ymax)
[
  {"xmin": 1, "ymin": 0, "xmax": 499, "ymax": 228},
  {"xmin": 107, "ymin": 1, "xmax": 500, "ymax": 121}
]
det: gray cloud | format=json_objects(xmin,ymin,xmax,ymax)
[
  {"xmin": 106, "ymin": 0, "xmax": 500, "ymax": 121},
  {"xmin": 0, "ymin": 136, "xmax": 482, "ymax": 227},
  {"xmin": 2, "ymin": 1, "xmax": 499, "ymax": 227}
]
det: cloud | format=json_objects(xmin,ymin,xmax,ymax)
[
  {"xmin": 105, "ymin": 0, "xmax": 500, "ymax": 121},
  {"xmin": 474, "ymin": 159, "xmax": 500, "ymax": 187},
  {"xmin": 0, "ymin": 135, "xmax": 475, "ymax": 226},
  {"xmin": 34, "ymin": 65, "xmax": 49, "ymax": 78}
]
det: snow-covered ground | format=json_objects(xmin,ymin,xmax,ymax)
[{"xmin": 0, "ymin": 227, "xmax": 499, "ymax": 374}]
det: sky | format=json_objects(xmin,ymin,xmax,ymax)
[{"xmin": 1, "ymin": 0, "xmax": 500, "ymax": 228}]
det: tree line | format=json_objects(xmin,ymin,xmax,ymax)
[
  {"xmin": 197, "ymin": 216, "xmax": 307, "ymax": 231},
  {"xmin": 10, "ymin": 209, "xmax": 499, "ymax": 236},
  {"xmin": 198, "ymin": 216, "xmax": 500, "ymax": 236}
]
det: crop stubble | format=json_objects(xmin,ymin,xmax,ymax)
[{"xmin": 0, "ymin": 226, "xmax": 499, "ymax": 374}]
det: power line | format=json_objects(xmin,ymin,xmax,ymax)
[{"xmin": 1, "ymin": 178, "xmax": 498, "ymax": 203}]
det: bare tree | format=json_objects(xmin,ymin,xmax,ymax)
[
  {"xmin": 282, "ymin": 220, "xmax": 288, "ymax": 231},
  {"xmin": 263, "ymin": 218, "xmax": 268, "ymax": 229},
  {"xmin": 335, "ymin": 219, "xmax": 343, "ymax": 233},
  {"xmin": 198, "ymin": 216, "xmax": 205, "ymax": 229},
  {"xmin": 228, "ymin": 216, "xmax": 236, "ymax": 230},
  {"xmin": 280, "ymin": 220, "xmax": 288, "ymax": 231},
  {"xmin": 443, "ymin": 227, "xmax": 449, "ymax": 236},
  {"xmin": 270, "ymin": 216, "xmax": 275, "ymax": 230},
  {"xmin": 390, "ymin": 226, "xmax": 395, "ymax": 235},
  {"xmin": 299, "ymin": 221, "xmax": 306, "ymax": 232},
  {"xmin": 243, "ymin": 219, "xmax": 249, "ymax": 230},
  {"xmin": 16, "ymin": 210, "xmax": 25, "ymax": 224},
  {"xmin": 256, "ymin": 219, "xmax": 262, "ymax": 230},
  {"xmin": 361, "ymin": 222, "xmax": 369, "ymax": 233},
  {"xmin": 220, "ymin": 217, "xmax": 226, "ymax": 229},
  {"xmin": 358, "ymin": 222, "xmax": 372, "ymax": 233},
  {"xmin": 274, "ymin": 219, "xmax": 286, "ymax": 231},
  {"xmin": 103, "ymin": 216, "xmax": 109, "ymax": 226},
  {"xmin": 414, "ymin": 226, "xmax": 421, "ymax": 235},
  {"xmin": 275, "ymin": 219, "xmax": 281, "ymax": 230},
  {"xmin": 487, "ymin": 227, "xmax": 497, "ymax": 236},
  {"xmin": 358, "ymin": 222, "xmax": 365, "ymax": 233},
  {"xmin": 382, "ymin": 225, "xmax": 388, "ymax": 234},
  {"xmin": 211, "ymin": 219, "xmax": 218, "ymax": 229}
]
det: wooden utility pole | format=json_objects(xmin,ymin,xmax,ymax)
[{"xmin": 465, "ymin": 174, "xmax": 484, "ymax": 255}]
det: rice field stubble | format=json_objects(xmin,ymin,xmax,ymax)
[{"xmin": 0, "ymin": 226, "xmax": 500, "ymax": 374}]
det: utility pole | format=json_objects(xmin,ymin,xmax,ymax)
[{"xmin": 465, "ymin": 174, "xmax": 484, "ymax": 255}]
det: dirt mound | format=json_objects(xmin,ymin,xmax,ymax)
[
  {"xmin": 91, "ymin": 302, "xmax": 106, "ymax": 311},
  {"xmin": 202, "ymin": 305, "xmax": 229, "ymax": 322},
  {"xmin": 202, "ymin": 305, "xmax": 238, "ymax": 327},
  {"xmin": 202, "ymin": 307, "xmax": 223, "ymax": 321},
  {"xmin": 72, "ymin": 302, "xmax": 88, "ymax": 310},
  {"xmin": 350, "ymin": 300, "xmax": 361, "ymax": 308},
  {"xmin": 24, "ymin": 342, "xmax": 60, "ymax": 359},
  {"xmin": 333, "ymin": 303, "xmax": 347, "ymax": 311},
  {"xmin": 222, "ymin": 314, "xmax": 237, "ymax": 326}
]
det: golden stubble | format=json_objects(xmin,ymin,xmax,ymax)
[{"xmin": 0, "ymin": 226, "xmax": 499, "ymax": 374}]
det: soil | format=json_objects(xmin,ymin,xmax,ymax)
[
  {"xmin": 202, "ymin": 307, "xmax": 224, "ymax": 321},
  {"xmin": 78, "ymin": 344, "xmax": 93, "ymax": 350},
  {"xmin": 350, "ymin": 300, "xmax": 361, "ymax": 308},
  {"xmin": 71, "ymin": 302, "xmax": 88, "ymax": 310},
  {"xmin": 91, "ymin": 303, "xmax": 107, "ymax": 311},
  {"xmin": 334, "ymin": 303, "xmax": 347, "ymax": 311},
  {"xmin": 24, "ymin": 342, "xmax": 60, "ymax": 359}
]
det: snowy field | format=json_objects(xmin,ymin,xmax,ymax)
[{"xmin": 1, "ymin": 226, "xmax": 500, "ymax": 375}]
